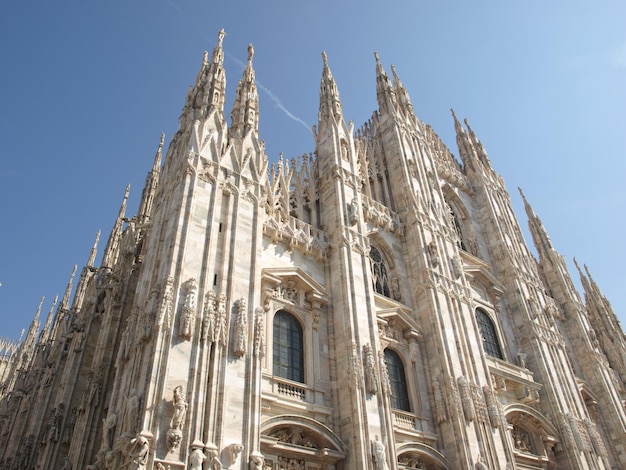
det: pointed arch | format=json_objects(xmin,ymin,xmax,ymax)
[
  {"xmin": 441, "ymin": 185, "xmax": 476, "ymax": 256},
  {"xmin": 368, "ymin": 233, "xmax": 401, "ymax": 302}
]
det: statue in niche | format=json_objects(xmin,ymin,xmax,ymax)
[
  {"xmin": 102, "ymin": 412, "xmax": 117, "ymax": 451},
  {"xmin": 202, "ymin": 291, "xmax": 216, "ymax": 341},
  {"xmin": 517, "ymin": 351, "xmax": 527, "ymax": 369},
  {"xmin": 179, "ymin": 279, "xmax": 197, "ymax": 340},
  {"xmin": 363, "ymin": 344, "xmax": 378, "ymax": 394},
  {"xmin": 451, "ymin": 255, "xmax": 462, "ymax": 279},
  {"xmin": 427, "ymin": 241, "xmax": 439, "ymax": 268},
  {"xmin": 371, "ymin": 435, "xmax": 389, "ymax": 470},
  {"xmin": 348, "ymin": 197, "xmax": 359, "ymax": 225},
  {"xmin": 214, "ymin": 293, "xmax": 228, "ymax": 345},
  {"xmin": 233, "ymin": 298, "xmax": 248, "ymax": 356},
  {"xmin": 160, "ymin": 276, "xmax": 175, "ymax": 329},
  {"xmin": 123, "ymin": 389, "xmax": 140, "ymax": 434},
  {"xmin": 475, "ymin": 453, "xmax": 488, "ymax": 470},
  {"xmin": 170, "ymin": 386, "xmax": 188, "ymax": 430}
]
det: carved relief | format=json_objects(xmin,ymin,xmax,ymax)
[
  {"xmin": 253, "ymin": 307, "xmax": 265, "ymax": 359},
  {"xmin": 349, "ymin": 342, "xmax": 362, "ymax": 390},
  {"xmin": 482, "ymin": 385, "xmax": 501, "ymax": 429},
  {"xmin": 584, "ymin": 418, "xmax": 608, "ymax": 459},
  {"xmin": 471, "ymin": 382, "xmax": 488, "ymax": 424},
  {"xmin": 268, "ymin": 427, "xmax": 318, "ymax": 448},
  {"xmin": 511, "ymin": 425, "xmax": 533, "ymax": 452},
  {"xmin": 433, "ymin": 379, "xmax": 447, "ymax": 423},
  {"xmin": 457, "ymin": 376, "xmax": 475, "ymax": 422}
]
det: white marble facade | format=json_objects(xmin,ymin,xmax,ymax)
[{"xmin": 1, "ymin": 30, "xmax": 625, "ymax": 470}]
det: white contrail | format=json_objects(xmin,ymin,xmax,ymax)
[
  {"xmin": 256, "ymin": 82, "xmax": 311, "ymax": 131},
  {"xmin": 164, "ymin": 6, "xmax": 312, "ymax": 134},
  {"xmin": 224, "ymin": 50, "xmax": 311, "ymax": 132}
]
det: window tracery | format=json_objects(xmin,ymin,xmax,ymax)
[
  {"xmin": 384, "ymin": 349, "xmax": 411, "ymax": 412},
  {"xmin": 273, "ymin": 311, "xmax": 304, "ymax": 383},
  {"xmin": 476, "ymin": 309, "xmax": 504, "ymax": 360},
  {"xmin": 370, "ymin": 246, "xmax": 391, "ymax": 298}
]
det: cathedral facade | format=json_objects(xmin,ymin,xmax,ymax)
[{"xmin": 1, "ymin": 30, "xmax": 625, "ymax": 469}]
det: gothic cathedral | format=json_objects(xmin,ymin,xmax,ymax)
[{"xmin": 1, "ymin": 30, "xmax": 625, "ymax": 470}]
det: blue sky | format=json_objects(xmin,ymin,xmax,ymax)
[{"xmin": 1, "ymin": 1, "xmax": 625, "ymax": 339}]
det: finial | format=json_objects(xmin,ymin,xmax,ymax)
[
  {"xmin": 202, "ymin": 51, "xmax": 208, "ymax": 65},
  {"xmin": 159, "ymin": 132, "xmax": 165, "ymax": 148},
  {"xmin": 374, "ymin": 51, "xmax": 380, "ymax": 62},
  {"xmin": 247, "ymin": 44, "xmax": 255, "ymax": 64},
  {"xmin": 217, "ymin": 29, "xmax": 226, "ymax": 47},
  {"xmin": 322, "ymin": 51, "xmax": 328, "ymax": 66}
]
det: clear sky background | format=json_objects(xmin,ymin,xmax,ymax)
[{"xmin": 1, "ymin": 1, "xmax": 625, "ymax": 340}]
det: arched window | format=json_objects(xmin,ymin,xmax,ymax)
[
  {"xmin": 370, "ymin": 246, "xmax": 391, "ymax": 298},
  {"xmin": 273, "ymin": 311, "xmax": 304, "ymax": 383},
  {"xmin": 448, "ymin": 205, "xmax": 467, "ymax": 251},
  {"xmin": 384, "ymin": 349, "xmax": 411, "ymax": 411},
  {"xmin": 476, "ymin": 309, "xmax": 503, "ymax": 360}
]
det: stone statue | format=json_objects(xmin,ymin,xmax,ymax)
[
  {"xmin": 170, "ymin": 386, "xmax": 187, "ymax": 430},
  {"xmin": 206, "ymin": 442, "xmax": 221, "ymax": 470},
  {"xmin": 223, "ymin": 443, "xmax": 244, "ymax": 467},
  {"xmin": 189, "ymin": 440, "xmax": 207, "ymax": 470},
  {"xmin": 128, "ymin": 435, "xmax": 149, "ymax": 470},
  {"xmin": 102, "ymin": 412, "xmax": 117, "ymax": 450},
  {"xmin": 475, "ymin": 453, "xmax": 488, "ymax": 470},
  {"xmin": 372, "ymin": 435, "xmax": 389, "ymax": 470},
  {"xmin": 249, "ymin": 451, "xmax": 264, "ymax": 470}
]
